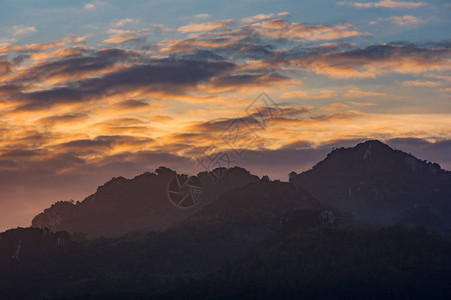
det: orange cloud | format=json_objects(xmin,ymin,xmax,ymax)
[
  {"xmin": 11, "ymin": 25, "xmax": 36, "ymax": 36},
  {"xmin": 251, "ymin": 20, "xmax": 369, "ymax": 41},
  {"xmin": 296, "ymin": 44, "xmax": 451, "ymax": 79},
  {"xmin": 0, "ymin": 60, "xmax": 12, "ymax": 75},
  {"xmin": 280, "ymin": 90, "xmax": 338, "ymax": 99},
  {"xmin": 36, "ymin": 113, "xmax": 89, "ymax": 127},
  {"xmin": 344, "ymin": 88, "xmax": 386, "ymax": 98},
  {"xmin": 102, "ymin": 28, "xmax": 147, "ymax": 44},
  {"xmin": 103, "ymin": 35, "xmax": 141, "ymax": 44},
  {"xmin": 241, "ymin": 14, "xmax": 275, "ymax": 23},
  {"xmin": 0, "ymin": 14, "xmax": 450, "ymax": 201},
  {"xmin": 338, "ymin": 0, "xmax": 426, "ymax": 9},
  {"xmin": 193, "ymin": 14, "xmax": 211, "ymax": 19},
  {"xmin": 113, "ymin": 18, "xmax": 138, "ymax": 27},
  {"xmin": 148, "ymin": 115, "xmax": 174, "ymax": 122},
  {"xmin": 84, "ymin": 1, "xmax": 105, "ymax": 10},
  {"xmin": 402, "ymin": 80, "xmax": 441, "ymax": 87},
  {"xmin": 178, "ymin": 20, "xmax": 235, "ymax": 33},
  {"xmin": 30, "ymin": 46, "xmax": 86, "ymax": 61},
  {"xmin": 389, "ymin": 15, "xmax": 423, "ymax": 26},
  {"xmin": 320, "ymin": 103, "xmax": 350, "ymax": 112},
  {"xmin": 0, "ymin": 35, "xmax": 86, "ymax": 56}
]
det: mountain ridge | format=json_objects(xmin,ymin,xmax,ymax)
[
  {"xmin": 31, "ymin": 140, "xmax": 451, "ymax": 238},
  {"xmin": 290, "ymin": 140, "xmax": 451, "ymax": 228},
  {"xmin": 2, "ymin": 139, "xmax": 451, "ymax": 298},
  {"xmin": 31, "ymin": 166, "xmax": 260, "ymax": 238}
]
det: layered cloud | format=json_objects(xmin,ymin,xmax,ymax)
[
  {"xmin": 0, "ymin": 12, "xmax": 450, "ymax": 231},
  {"xmin": 249, "ymin": 20, "xmax": 368, "ymax": 41},
  {"xmin": 293, "ymin": 43, "xmax": 451, "ymax": 78}
]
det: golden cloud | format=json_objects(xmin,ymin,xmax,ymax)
[
  {"xmin": 178, "ymin": 20, "xmax": 235, "ymax": 33},
  {"xmin": 338, "ymin": 0, "xmax": 426, "ymax": 9},
  {"xmin": 401, "ymin": 80, "xmax": 441, "ymax": 87},
  {"xmin": 344, "ymin": 88, "xmax": 386, "ymax": 98},
  {"xmin": 251, "ymin": 20, "xmax": 369, "ymax": 41},
  {"xmin": 389, "ymin": 15, "xmax": 423, "ymax": 26},
  {"xmin": 280, "ymin": 90, "xmax": 338, "ymax": 99}
]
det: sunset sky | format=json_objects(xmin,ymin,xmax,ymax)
[{"xmin": 0, "ymin": 0, "xmax": 450, "ymax": 231}]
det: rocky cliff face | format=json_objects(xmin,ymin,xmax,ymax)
[
  {"xmin": 32, "ymin": 167, "xmax": 259, "ymax": 238},
  {"xmin": 290, "ymin": 140, "xmax": 451, "ymax": 228}
]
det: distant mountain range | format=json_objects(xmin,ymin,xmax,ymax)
[
  {"xmin": 2, "ymin": 140, "xmax": 451, "ymax": 299},
  {"xmin": 32, "ymin": 140, "xmax": 451, "ymax": 238}
]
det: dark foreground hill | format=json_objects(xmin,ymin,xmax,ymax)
[
  {"xmin": 170, "ymin": 226, "xmax": 451, "ymax": 300},
  {"xmin": 1, "ymin": 179, "xmax": 332, "ymax": 299},
  {"xmin": 290, "ymin": 140, "xmax": 451, "ymax": 230},
  {"xmin": 1, "ymin": 225, "xmax": 450, "ymax": 299}
]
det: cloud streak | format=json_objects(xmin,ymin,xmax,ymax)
[
  {"xmin": 338, "ymin": 0, "xmax": 426, "ymax": 9},
  {"xmin": 11, "ymin": 25, "xmax": 36, "ymax": 36},
  {"xmin": 294, "ymin": 43, "xmax": 451, "ymax": 78}
]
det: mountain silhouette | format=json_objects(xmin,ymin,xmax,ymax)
[
  {"xmin": 3, "ymin": 178, "xmax": 333, "ymax": 298},
  {"xmin": 290, "ymin": 140, "xmax": 451, "ymax": 229},
  {"xmin": 2, "ymin": 140, "xmax": 451, "ymax": 298},
  {"xmin": 32, "ymin": 166, "xmax": 259, "ymax": 238},
  {"xmin": 32, "ymin": 140, "xmax": 451, "ymax": 238},
  {"xmin": 117, "ymin": 180, "xmax": 326, "ymax": 275}
]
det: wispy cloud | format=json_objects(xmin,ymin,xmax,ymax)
[
  {"xmin": 102, "ymin": 35, "xmax": 141, "ymax": 44},
  {"xmin": 241, "ymin": 13, "xmax": 276, "ymax": 23},
  {"xmin": 250, "ymin": 20, "xmax": 369, "ymax": 41},
  {"xmin": 402, "ymin": 80, "xmax": 441, "ymax": 87},
  {"xmin": 178, "ymin": 20, "xmax": 235, "ymax": 33},
  {"xmin": 338, "ymin": 0, "xmax": 426, "ymax": 9},
  {"xmin": 84, "ymin": 3, "xmax": 96, "ymax": 9},
  {"xmin": 388, "ymin": 15, "xmax": 423, "ymax": 26},
  {"xmin": 11, "ymin": 25, "xmax": 36, "ymax": 36},
  {"xmin": 280, "ymin": 90, "xmax": 338, "ymax": 99},
  {"xmin": 113, "ymin": 18, "xmax": 139, "ymax": 27},
  {"xmin": 344, "ymin": 88, "xmax": 386, "ymax": 98},
  {"xmin": 294, "ymin": 43, "xmax": 451, "ymax": 78},
  {"xmin": 84, "ymin": 1, "xmax": 105, "ymax": 10},
  {"xmin": 193, "ymin": 14, "xmax": 211, "ymax": 19},
  {"xmin": 103, "ymin": 28, "xmax": 144, "ymax": 44}
]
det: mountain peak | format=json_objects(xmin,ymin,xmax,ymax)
[
  {"xmin": 290, "ymin": 140, "xmax": 451, "ymax": 227},
  {"xmin": 315, "ymin": 139, "xmax": 445, "ymax": 177},
  {"xmin": 330, "ymin": 139, "xmax": 390, "ymax": 154},
  {"xmin": 357, "ymin": 139, "xmax": 392, "ymax": 150}
]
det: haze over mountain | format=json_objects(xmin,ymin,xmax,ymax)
[
  {"xmin": 290, "ymin": 140, "xmax": 451, "ymax": 230},
  {"xmin": 30, "ymin": 140, "xmax": 451, "ymax": 240},
  {"xmin": 32, "ymin": 167, "xmax": 259, "ymax": 238},
  {"xmin": 2, "ymin": 140, "xmax": 451, "ymax": 298},
  {"xmin": 1, "ymin": 171, "xmax": 332, "ymax": 298}
]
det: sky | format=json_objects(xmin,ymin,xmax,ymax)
[{"xmin": 0, "ymin": 0, "xmax": 450, "ymax": 231}]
